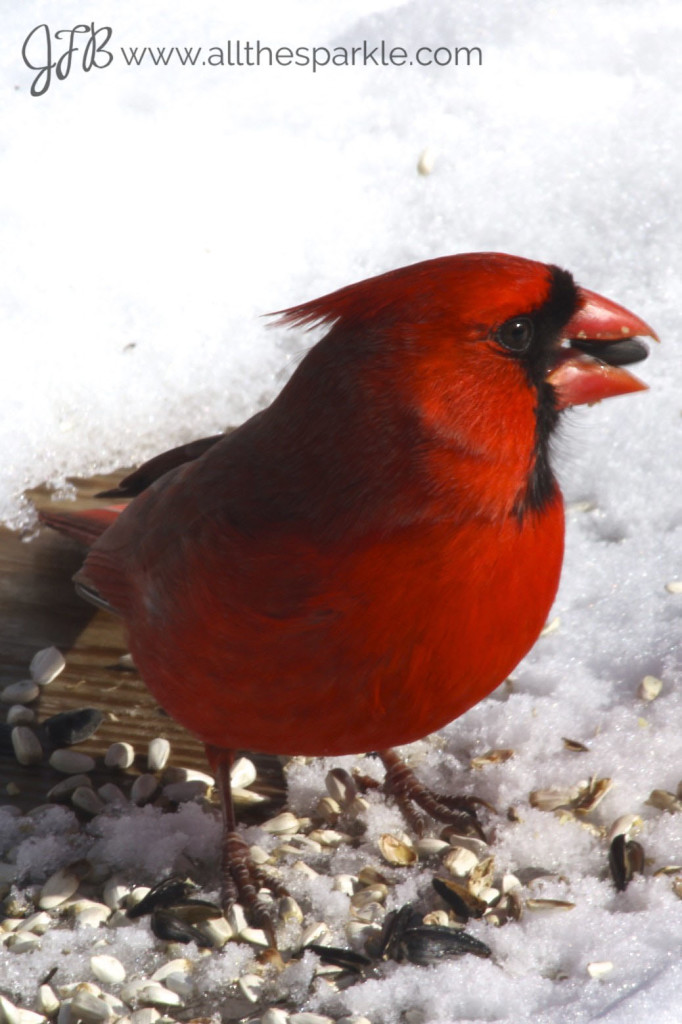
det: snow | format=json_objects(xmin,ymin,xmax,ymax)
[{"xmin": 1, "ymin": 1, "xmax": 681, "ymax": 1022}]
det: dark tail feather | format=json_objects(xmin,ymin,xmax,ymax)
[
  {"xmin": 38, "ymin": 506, "xmax": 123, "ymax": 547},
  {"xmin": 96, "ymin": 433, "xmax": 224, "ymax": 498}
]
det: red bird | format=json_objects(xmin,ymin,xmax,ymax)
[{"xmin": 41, "ymin": 253, "xmax": 656, "ymax": 925}]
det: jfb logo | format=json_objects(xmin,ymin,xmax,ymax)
[{"xmin": 22, "ymin": 23, "xmax": 113, "ymax": 97}]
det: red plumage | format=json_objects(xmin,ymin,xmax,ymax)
[{"xmin": 40, "ymin": 252, "xmax": 656, "ymax": 917}]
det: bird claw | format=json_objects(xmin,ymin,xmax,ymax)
[
  {"xmin": 221, "ymin": 830, "xmax": 286, "ymax": 944},
  {"xmin": 379, "ymin": 750, "xmax": 488, "ymax": 842}
]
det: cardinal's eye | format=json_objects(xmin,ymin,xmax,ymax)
[{"xmin": 495, "ymin": 316, "xmax": 534, "ymax": 353}]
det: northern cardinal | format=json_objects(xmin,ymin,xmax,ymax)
[{"xmin": 40, "ymin": 252, "xmax": 656, "ymax": 927}]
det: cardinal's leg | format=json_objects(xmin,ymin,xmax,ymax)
[
  {"xmin": 207, "ymin": 745, "xmax": 286, "ymax": 939},
  {"xmin": 377, "ymin": 748, "xmax": 489, "ymax": 840}
]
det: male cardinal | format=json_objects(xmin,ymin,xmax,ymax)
[{"xmin": 40, "ymin": 253, "xmax": 656, "ymax": 927}]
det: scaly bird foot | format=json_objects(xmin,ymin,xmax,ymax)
[
  {"xmin": 220, "ymin": 829, "xmax": 287, "ymax": 944},
  {"xmin": 377, "ymin": 748, "xmax": 490, "ymax": 841}
]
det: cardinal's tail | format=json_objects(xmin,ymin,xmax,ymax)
[{"xmin": 38, "ymin": 506, "xmax": 124, "ymax": 547}]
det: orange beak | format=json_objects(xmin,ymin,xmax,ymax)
[{"xmin": 547, "ymin": 287, "xmax": 659, "ymax": 409}]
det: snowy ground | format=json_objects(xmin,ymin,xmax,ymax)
[{"xmin": 1, "ymin": 1, "xmax": 681, "ymax": 1022}]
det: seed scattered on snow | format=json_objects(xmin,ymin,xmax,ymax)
[
  {"xmin": 350, "ymin": 885, "xmax": 388, "ymax": 909},
  {"xmin": 90, "ymin": 955, "xmax": 126, "ymax": 984},
  {"xmin": 30, "ymin": 646, "xmax": 66, "ymax": 685},
  {"xmin": 443, "ymin": 845, "xmax": 479, "ymax": 878},
  {"xmin": 468, "ymin": 855, "xmax": 496, "ymax": 894},
  {"xmin": 128, "ymin": 1011, "xmax": 159, "ymax": 1024},
  {"xmin": 378, "ymin": 833, "xmax": 417, "ymax": 866},
  {"xmin": 647, "ymin": 789, "xmax": 681, "ymax": 813},
  {"xmin": 345, "ymin": 920, "xmax": 381, "ymax": 947},
  {"xmin": 70, "ymin": 987, "xmax": 112, "ymax": 1024},
  {"xmin": 432, "ymin": 877, "xmax": 488, "ymax": 920},
  {"xmin": 98, "ymin": 782, "xmax": 128, "ymax": 806},
  {"xmin": 0, "ymin": 995, "xmax": 21, "ymax": 1024},
  {"xmin": 100, "ymin": 996, "xmax": 125, "ymax": 1019},
  {"xmin": 260, "ymin": 1010, "xmax": 290, "ymax": 1024},
  {"xmin": 638, "ymin": 675, "xmax": 663, "ymax": 701},
  {"xmin": 575, "ymin": 777, "xmax": 613, "ymax": 814},
  {"xmin": 104, "ymin": 742, "xmax": 135, "ymax": 769},
  {"xmin": 1, "ymin": 680, "xmax": 40, "ymax": 705},
  {"xmin": 289, "ymin": 1014, "xmax": 335, "ymax": 1024},
  {"xmin": 47, "ymin": 774, "xmax": 93, "ymax": 801},
  {"xmin": 277, "ymin": 834, "xmax": 322, "ymax": 856},
  {"xmin": 150, "ymin": 958, "xmax": 191, "ymax": 983},
  {"xmin": 470, "ymin": 748, "xmax": 514, "ymax": 769},
  {"xmin": 226, "ymin": 903, "xmax": 248, "ymax": 935},
  {"xmin": 307, "ymin": 828, "xmax": 352, "ymax": 848},
  {"xmin": 16, "ymin": 1010, "xmax": 47, "ymax": 1024},
  {"xmin": 7, "ymin": 930, "xmax": 41, "ymax": 953},
  {"xmin": 325, "ymin": 767, "xmax": 357, "ymax": 807},
  {"xmin": 230, "ymin": 755, "xmax": 257, "ymax": 789},
  {"xmin": 38, "ymin": 987, "xmax": 60, "ymax": 1016},
  {"xmin": 347, "ymin": 794, "xmax": 371, "ymax": 819},
  {"xmin": 261, "ymin": 812, "xmax": 301, "ymax": 836},
  {"xmin": 665, "ymin": 580, "xmax": 682, "ymax": 594},
  {"xmin": 72, "ymin": 787, "xmax": 105, "ymax": 815},
  {"xmin": 241, "ymin": 926, "xmax": 272, "ymax": 947},
  {"xmin": 292, "ymin": 859, "xmax": 318, "ymax": 879},
  {"xmin": 333, "ymin": 874, "xmax": 356, "ymax": 896},
  {"xmin": 0, "ymin": 998, "xmax": 48, "ymax": 1024},
  {"xmin": 525, "ymin": 899, "xmax": 576, "ymax": 912},
  {"xmin": 7, "ymin": 705, "xmax": 36, "ymax": 726},
  {"xmin": 162, "ymin": 780, "xmax": 210, "ymax": 803},
  {"xmin": 422, "ymin": 909, "xmax": 450, "ymax": 927},
  {"xmin": 587, "ymin": 960, "xmax": 614, "ymax": 979},
  {"xmin": 607, "ymin": 814, "xmax": 642, "ymax": 843},
  {"xmin": 315, "ymin": 796, "xmax": 341, "ymax": 824},
  {"xmin": 541, "ymin": 615, "xmax": 561, "ymax": 636},
  {"xmin": 301, "ymin": 920, "xmax": 332, "ymax": 947},
  {"xmin": 232, "ymin": 786, "xmax": 266, "ymax": 806},
  {"xmin": 162, "ymin": 766, "xmax": 213, "ymax": 786},
  {"xmin": 147, "ymin": 738, "xmax": 170, "ymax": 772},
  {"xmin": 197, "ymin": 914, "xmax": 233, "ymax": 948},
  {"xmin": 238, "ymin": 973, "xmax": 264, "ymax": 1004},
  {"xmin": 39, "ymin": 866, "xmax": 83, "ymax": 909},
  {"xmin": 562, "ymin": 737, "xmax": 589, "ymax": 753},
  {"xmin": 529, "ymin": 785, "xmax": 578, "ymax": 811},
  {"xmin": 357, "ymin": 866, "xmax": 390, "ymax": 887},
  {"xmin": 74, "ymin": 903, "xmax": 111, "ymax": 928},
  {"xmin": 102, "ymin": 876, "xmax": 130, "ymax": 910},
  {"xmin": 130, "ymin": 774, "xmax": 160, "ymax": 806},
  {"xmin": 11, "ymin": 726, "xmax": 43, "ymax": 766},
  {"xmin": 125, "ymin": 887, "xmax": 152, "ymax": 913},
  {"xmin": 17, "ymin": 911, "xmax": 51, "ymax": 935},
  {"xmin": 417, "ymin": 146, "xmax": 437, "ymax": 176},
  {"xmin": 49, "ymin": 750, "xmax": 96, "ymax": 774},
  {"xmin": 279, "ymin": 895, "xmax": 304, "ymax": 923},
  {"xmin": 137, "ymin": 984, "xmax": 182, "ymax": 1009},
  {"xmin": 416, "ymin": 837, "xmax": 450, "ymax": 859},
  {"xmin": 609, "ymin": 834, "xmax": 645, "ymax": 892},
  {"xmin": 162, "ymin": 970, "xmax": 194, "ymax": 1001}
]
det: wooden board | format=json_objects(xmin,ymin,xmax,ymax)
[{"xmin": 0, "ymin": 475, "xmax": 285, "ymax": 815}]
